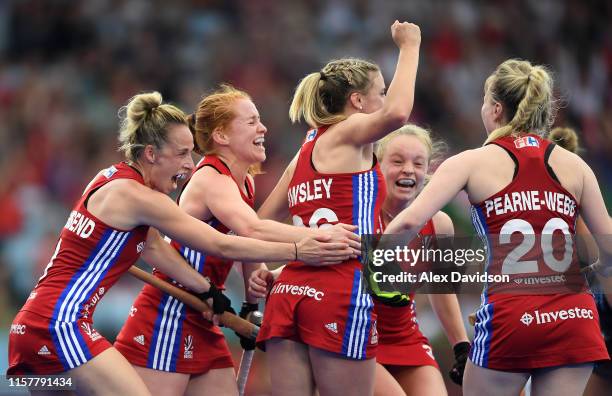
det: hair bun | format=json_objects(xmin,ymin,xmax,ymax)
[
  {"xmin": 127, "ymin": 91, "xmax": 163, "ymax": 124},
  {"xmin": 548, "ymin": 126, "xmax": 579, "ymax": 153}
]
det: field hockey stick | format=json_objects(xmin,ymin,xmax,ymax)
[
  {"xmin": 128, "ymin": 266, "xmax": 259, "ymax": 340},
  {"xmin": 237, "ymin": 311, "xmax": 263, "ymax": 396}
]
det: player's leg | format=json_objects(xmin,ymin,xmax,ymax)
[
  {"xmin": 184, "ymin": 367, "xmax": 238, "ymax": 396},
  {"xmin": 463, "ymin": 360, "xmax": 529, "ymax": 396},
  {"xmin": 30, "ymin": 391, "xmax": 75, "ymax": 396},
  {"xmin": 584, "ymin": 367, "xmax": 612, "ymax": 396},
  {"xmin": 374, "ymin": 363, "xmax": 406, "ymax": 396},
  {"xmin": 266, "ymin": 338, "xmax": 315, "ymax": 396},
  {"xmin": 309, "ymin": 346, "xmax": 376, "ymax": 396},
  {"xmin": 386, "ymin": 364, "xmax": 447, "ymax": 396},
  {"xmin": 68, "ymin": 348, "xmax": 151, "ymax": 396},
  {"xmin": 530, "ymin": 363, "xmax": 593, "ymax": 396},
  {"xmin": 131, "ymin": 365, "xmax": 189, "ymax": 396}
]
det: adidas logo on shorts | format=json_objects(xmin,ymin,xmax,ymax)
[
  {"xmin": 325, "ymin": 322, "xmax": 338, "ymax": 333},
  {"xmin": 38, "ymin": 345, "xmax": 51, "ymax": 356},
  {"xmin": 134, "ymin": 335, "xmax": 145, "ymax": 345}
]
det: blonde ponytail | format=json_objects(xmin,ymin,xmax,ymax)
[
  {"xmin": 484, "ymin": 59, "xmax": 556, "ymax": 144},
  {"xmin": 289, "ymin": 58, "xmax": 379, "ymax": 128}
]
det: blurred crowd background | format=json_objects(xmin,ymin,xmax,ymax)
[{"xmin": 0, "ymin": 0, "xmax": 610, "ymax": 394}]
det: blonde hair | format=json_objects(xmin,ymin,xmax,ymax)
[
  {"xmin": 289, "ymin": 58, "xmax": 380, "ymax": 128},
  {"xmin": 484, "ymin": 59, "xmax": 557, "ymax": 144},
  {"xmin": 376, "ymin": 124, "xmax": 446, "ymax": 182},
  {"xmin": 189, "ymin": 84, "xmax": 261, "ymax": 175},
  {"xmin": 547, "ymin": 126, "xmax": 580, "ymax": 154},
  {"xmin": 118, "ymin": 92, "xmax": 187, "ymax": 162}
]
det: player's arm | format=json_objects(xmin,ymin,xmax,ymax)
[
  {"xmin": 183, "ymin": 162, "xmax": 359, "ymax": 255},
  {"xmin": 578, "ymin": 161, "xmax": 612, "ymax": 274},
  {"xmin": 427, "ymin": 212, "xmax": 469, "ymax": 345},
  {"xmin": 248, "ymin": 265, "xmax": 285, "ymax": 300},
  {"xmin": 428, "ymin": 211, "xmax": 470, "ymax": 385},
  {"xmin": 124, "ymin": 183, "xmax": 353, "ymax": 265},
  {"xmin": 576, "ymin": 216, "xmax": 612, "ymax": 305},
  {"xmin": 331, "ymin": 22, "xmax": 421, "ymax": 146},
  {"xmin": 240, "ymin": 262, "xmax": 266, "ymax": 304},
  {"xmin": 576, "ymin": 217, "xmax": 599, "ymax": 268},
  {"xmin": 385, "ymin": 151, "xmax": 472, "ymax": 237},
  {"xmin": 191, "ymin": 166, "xmax": 317, "ymax": 242},
  {"xmin": 140, "ymin": 228, "xmax": 211, "ymax": 293}
]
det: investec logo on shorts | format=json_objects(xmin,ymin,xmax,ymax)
[
  {"xmin": 270, "ymin": 282, "xmax": 324, "ymax": 301},
  {"xmin": 520, "ymin": 307, "xmax": 594, "ymax": 326}
]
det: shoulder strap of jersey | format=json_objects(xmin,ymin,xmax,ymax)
[
  {"xmin": 179, "ymin": 154, "xmax": 253, "ymax": 205},
  {"xmin": 244, "ymin": 175, "xmax": 255, "ymax": 204},
  {"xmin": 294, "ymin": 125, "xmax": 330, "ymax": 174}
]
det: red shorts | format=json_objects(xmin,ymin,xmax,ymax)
[
  {"xmin": 114, "ymin": 284, "xmax": 234, "ymax": 374},
  {"xmin": 257, "ymin": 264, "xmax": 377, "ymax": 360},
  {"xmin": 7, "ymin": 310, "xmax": 112, "ymax": 375},
  {"xmin": 470, "ymin": 293, "xmax": 609, "ymax": 370},
  {"xmin": 374, "ymin": 301, "xmax": 438, "ymax": 368}
]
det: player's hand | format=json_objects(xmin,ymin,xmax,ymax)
[
  {"xmin": 391, "ymin": 20, "xmax": 421, "ymax": 48},
  {"xmin": 370, "ymin": 291, "xmax": 411, "ymax": 307},
  {"xmin": 319, "ymin": 223, "xmax": 361, "ymax": 257},
  {"xmin": 581, "ymin": 259, "xmax": 612, "ymax": 277},
  {"xmin": 248, "ymin": 268, "xmax": 275, "ymax": 299},
  {"xmin": 236, "ymin": 302, "xmax": 258, "ymax": 350},
  {"xmin": 449, "ymin": 341, "xmax": 470, "ymax": 385},
  {"xmin": 296, "ymin": 235, "xmax": 353, "ymax": 266},
  {"xmin": 197, "ymin": 283, "xmax": 233, "ymax": 326},
  {"xmin": 364, "ymin": 245, "xmax": 411, "ymax": 307}
]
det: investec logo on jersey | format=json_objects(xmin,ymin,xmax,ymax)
[
  {"xmin": 64, "ymin": 211, "xmax": 96, "ymax": 238},
  {"xmin": 520, "ymin": 307, "xmax": 594, "ymax": 326},
  {"xmin": 288, "ymin": 178, "xmax": 333, "ymax": 208},
  {"xmin": 514, "ymin": 274, "xmax": 566, "ymax": 285},
  {"xmin": 484, "ymin": 190, "xmax": 576, "ymax": 218}
]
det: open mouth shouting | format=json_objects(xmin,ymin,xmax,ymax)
[
  {"xmin": 253, "ymin": 137, "xmax": 265, "ymax": 150},
  {"xmin": 395, "ymin": 178, "xmax": 416, "ymax": 189},
  {"xmin": 171, "ymin": 172, "xmax": 189, "ymax": 187}
]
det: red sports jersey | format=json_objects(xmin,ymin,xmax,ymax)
[
  {"xmin": 9, "ymin": 162, "xmax": 149, "ymax": 373},
  {"xmin": 257, "ymin": 126, "xmax": 386, "ymax": 360},
  {"xmin": 469, "ymin": 134, "xmax": 608, "ymax": 369},
  {"xmin": 159, "ymin": 155, "xmax": 254, "ymax": 289},
  {"xmin": 375, "ymin": 219, "xmax": 438, "ymax": 367},
  {"xmin": 287, "ymin": 126, "xmax": 386, "ymax": 269},
  {"xmin": 114, "ymin": 155, "xmax": 252, "ymax": 373}
]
